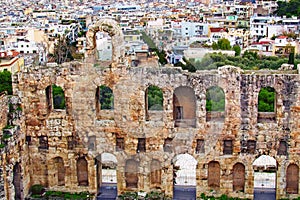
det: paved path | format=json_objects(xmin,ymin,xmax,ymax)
[
  {"xmin": 254, "ymin": 188, "xmax": 276, "ymax": 200},
  {"xmin": 173, "ymin": 185, "xmax": 196, "ymax": 200},
  {"xmin": 97, "ymin": 183, "xmax": 117, "ymax": 200}
]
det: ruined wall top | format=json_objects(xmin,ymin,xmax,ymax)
[{"xmin": 85, "ymin": 18, "xmax": 125, "ymax": 66}]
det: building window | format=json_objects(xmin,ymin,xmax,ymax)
[
  {"xmin": 277, "ymin": 140, "xmax": 287, "ymax": 156},
  {"xmin": 52, "ymin": 85, "xmax": 66, "ymax": 109},
  {"xmin": 163, "ymin": 138, "xmax": 173, "ymax": 153},
  {"xmin": 116, "ymin": 137, "xmax": 125, "ymax": 151},
  {"xmin": 206, "ymin": 86, "xmax": 225, "ymax": 122},
  {"xmin": 26, "ymin": 136, "xmax": 32, "ymax": 145},
  {"xmin": 145, "ymin": 85, "xmax": 163, "ymax": 121},
  {"xmin": 150, "ymin": 159, "xmax": 161, "ymax": 186},
  {"xmin": 38, "ymin": 136, "xmax": 48, "ymax": 150},
  {"xmin": 88, "ymin": 136, "xmax": 96, "ymax": 151},
  {"xmin": 247, "ymin": 140, "xmax": 256, "ymax": 154},
  {"xmin": 257, "ymin": 87, "xmax": 276, "ymax": 122},
  {"xmin": 196, "ymin": 139, "xmax": 205, "ymax": 154},
  {"xmin": 137, "ymin": 138, "xmax": 146, "ymax": 153},
  {"xmin": 223, "ymin": 140, "xmax": 233, "ymax": 155},
  {"xmin": 173, "ymin": 86, "xmax": 196, "ymax": 127},
  {"xmin": 96, "ymin": 85, "xmax": 114, "ymax": 110}
]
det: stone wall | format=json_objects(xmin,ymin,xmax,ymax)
[{"xmin": 5, "ymin": 60, "xmax": 300, "ymax": 199}]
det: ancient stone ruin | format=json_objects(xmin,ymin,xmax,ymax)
[{"xmin": 1, "ymin": 19, "xmax": 300, "ymax": 199}]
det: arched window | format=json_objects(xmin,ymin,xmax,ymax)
[
  {"xmin": 208, "ymin": 161, "xmax": 220, "ymax": 189},
  {"xmin": 52, "ymin": 85, "xmax": 66, "ymax": 109},
  {"xmin": 54, "ymin": 157, "xmax": 65, "ymax": 186},
  {"xmin": 286, "ymin": 164, "xmax": 299, "ymax": 194},
  {"xmin": 145, "ymin": 85, "xmax": 163, "ymax": 121},
  {"xmin": 206, "ymin": 86, "xmax": 225, "ymax": 121},
  {"xmin": 96, "ymin": 85, "xmax": 114, "ymax": 110},
  {"xmin": 45, "ymin": 85, "xmax": 66, "ymax": 111},
  {"xmin": 173, "ymin": 86, "xmax": 196, "ymax": 127},
  {"xmin": 257, "ymin": 87, "xmax": 276, "ymax": 122},
  {"xmin": 77, "ymin": 157, "xmax": 89, "ymax": 186},
  {"xmin": 13, "ymin": 163, "xmax": 22, "ymax": 200},
  {"xmin": 150, "ymin": 159, "xmax": 161, "ymax": 186},
  {"xmin": 233, "ymin": 163, "xmax": 245, "ymax": 192},
  {"xmin": 125, "ymin": 159, "xmax": 138, "ymax": 188}
]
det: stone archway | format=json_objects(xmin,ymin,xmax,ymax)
[
  {"xmin": 253, "ymin": 155, "xmax": 277, "ymax": 200},
  {"xmin": 96, "ymin": 153, "xmax": 118, "ymax": 200},
  {"xmin": 86, "ymin": 18, "xmax": 125, "ymax": 65},
  {"xmin": 173, "ymin": 154, "xmax": 197, "ymax": 200}
]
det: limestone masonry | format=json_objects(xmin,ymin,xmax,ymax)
[{"xmin": 1, "ymin": 19, "xmax": 300, "ymax": 199}]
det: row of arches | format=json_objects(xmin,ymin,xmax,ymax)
[{"xmin": 44, "ymin": 84, "xmax": 276, "ymax": 125}]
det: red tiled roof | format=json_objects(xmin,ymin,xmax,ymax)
[{"xmin": 210, "ymin": 27, "xmax": 226, "ymax": 33}]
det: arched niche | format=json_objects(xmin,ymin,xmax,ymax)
[
  {"xmin": 286, "ymin": 164, "xmax": 299, "ymax": 194},
  {"xmin": 206, "ymin": 86, "xmax": 225, "ymax": 122},
  {"xmin": 54, "ymin": 157, "xmax": 65, "ymax": 186},
  {"xmin": 150, "ymin": 159, "xmax": 161, "ymax": 187},
  {"xmin": 77, "ymin": 157, "xmax": 89, "ymax": 186},
  {"xmin": 125, "ymin": 159, "xmax": 139, "ymax": 189},
  {"xmin": 86, "ymin": 19, "xmax": 125, "ymax": 65},
  {"xmin": 173, "ymin": 86, "xmax": 196, "ymax": 128},
  {"xmin": 208, "ymin": 161, "xmax": 220, "ymax": 189},
  {"xmin": 233, "ymin": 163, "xmax": 245, "ymax": 192}
]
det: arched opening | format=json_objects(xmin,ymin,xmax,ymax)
[
  {"xmin": 125, "ymin": 159, "xmax": 138, "ymax": 189},
  {"xmin": 45, "ymin": 85, "xmax": 66, "ymax": 111},
  {"xmin": 257, "ymin": 87, "xmax": 276, "ymax": 122},
  {"xmin": 173, "ymin": 154, "xmax": 197, "ymax": 199},
  {"xmin": 96, "ymin": 85, "xmax": 114, "ymax": 120},
  {"xmin": 150, "ymin": 159, "xmax": 161, "ymax": 188},
  {"xmin": 208, "ymin": 161, "xmax": 220, "ymax": 189},
  {"xmin": 96, "ymin": 153, "xmax": 118, "ymax": 199},
  {"xmin": 233, "ymin": 163, "xmax": 245, "ymax": 192},
  {"xmin": 96, "ymin": 31, "xmax": 112, "ymax": 64},
  {"xmin": 173, "ymin": 86, "xmax": 196, "ymax": 128},
  {"xmin": 286, "ymin": 164, "xmax": 299, "ymax": 194},
  {"xmin": 13, "ymin": 162, "xmax": 23, "ymax": 200},
  {"xmin": 145, "ymin": 85, "xmax": 163, "ymax": 121},
  {"xmin": 253, "ymin": 155, "xmax": 277, "ymax": 199},
  {"xmin": 77, "ymin": 157, "xmax": 89, "ymax": 186},
  {"xmin": 52, "ymin": 84, "xmax": 66, "ymax": 109},
  {"xmin": 54, "ymin": 157, "xmax": 65, "ymax": 186},
  {"xmin": 206, "ymin": 86, "xmax": 225, "ymax": 121}
]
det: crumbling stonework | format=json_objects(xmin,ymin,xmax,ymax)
[{"xmin": 2, "ymin": 20, "xmax": 300, "ymax": 199}]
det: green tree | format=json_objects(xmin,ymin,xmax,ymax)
[
  {"xmin": 147, "ymin": 85, "xmax": 163, "ymax": 110},
  {"xmin": 52, "ymin": 85, "xmax": 65, "ymax": 109},
  {"xmin": 206, "ymin": 86, "xmax": 225, "ymax": 111},
  {"xmin": 258, "ymin": 87, "xmax": 275, "ymax": 112},
  {"xmin": 216, "ymin": 38, "xmax": 231, "ymax": 50},
  {"xmin": 233, "ymin": 45, "xmax": 241, "ymax": 56},
  {"xmin": 49, "ymin": 35, "xmax": 75, "ymax": 64},
  {"xmin": 0, "ymin": 70, "xmax": 12, "ymax": 95},
  {"xmin": 99, "ymin": 85, "xmax": 114, "ymax": 110}
]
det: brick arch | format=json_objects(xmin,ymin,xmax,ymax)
[
  {"xmin": 205, "ymin": 85, "xmax": 225, "ymax": 121},
  {"xmin": 286, "ymin": 163, "xmax": 299, "ymax": 194},
  {"xmin": 86, "ymin": 18, "xmax": 125, "ymax": 64},
  {"xmin": 77, "ymin": 157, "xmax": 89, "ymax": 186},
  {"xmin": 172, "ymin": 153, "xmax": 197, "ymax": 186},
  {"xmin": 233, "ymin": 163, "xmax": 245, "ymax": 192}
]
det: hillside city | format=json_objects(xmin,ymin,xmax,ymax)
[{"xmin": 0, "ymin": 0, "xmax": 300, "ymax": 71}]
